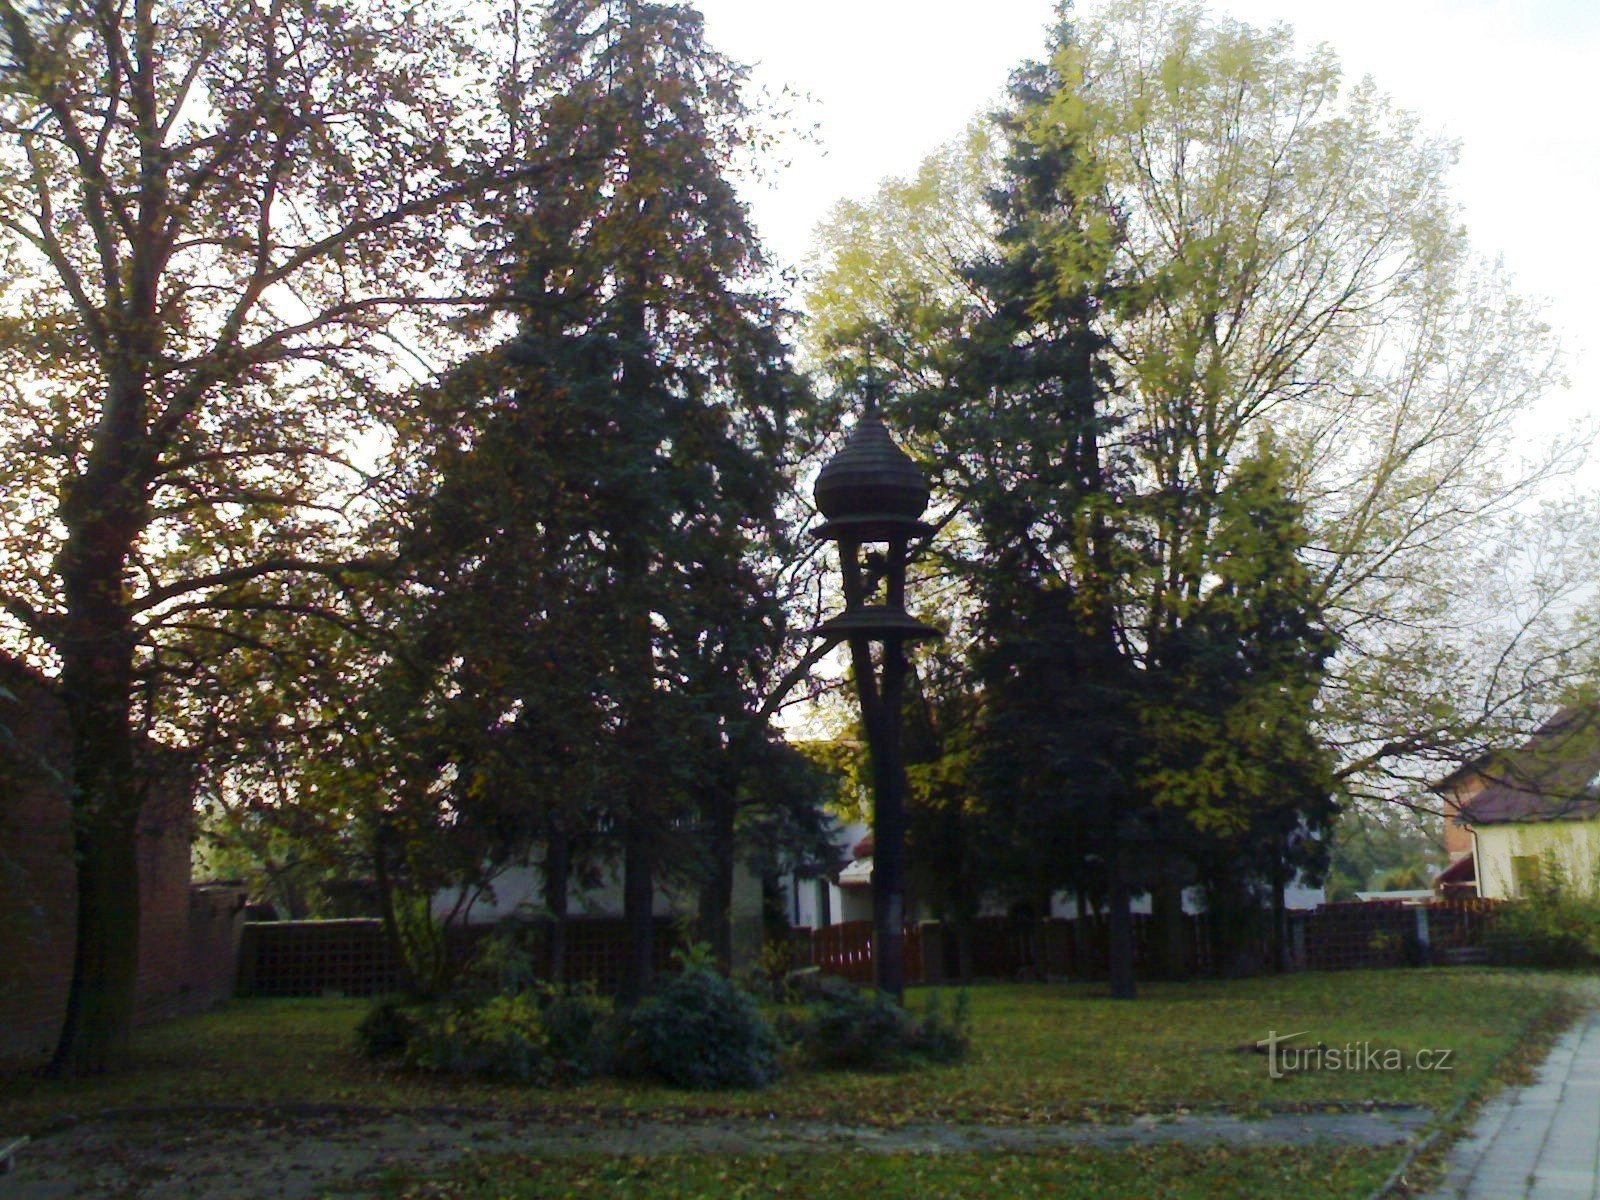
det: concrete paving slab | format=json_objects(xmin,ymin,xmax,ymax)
[{"xmin": 1419, "ymin": 1008, "xmax": 1600, "ymax": 1200}]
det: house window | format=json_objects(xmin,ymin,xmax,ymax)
[{"xmin": 1511, "ymin": 855, "xmax": 1542, "ymax": 896}]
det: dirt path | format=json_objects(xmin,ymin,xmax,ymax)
[{"xmin": 0, "ymin": 1105, "xmax": 1434, "ymax": 1200}]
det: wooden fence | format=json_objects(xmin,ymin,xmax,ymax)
[
  {"xmin": 806, "ymin": 920, "xmax": 923, "ymax": 984},
  {"xmin": 239, "ymin": 898, "xmax": 1510, "ymax": 997},
  {"xmin": 239, "ymin": 919, "xmax": 402, "ymax": 997},
  {"xmin": 799, "ymin": 914, "xmax": 1213, "ymax": 983},
  {"xmin": 1299, "ymin": 901, "xmax": 1415, "ymax": 971},
  {"xmin": 795, "ymin": 898, "xmax": 1507, "ymax": 984},
  {"xmin": 239, "ymin": 916, "xmax": 684, "ymax": 998},
  {"xmin": 1420, "ymin": 896, "xmax": 1504, "ymax": 953},
  {"xmin": 1299, "ymin": 898, "xmax": 1506, "ymax": 971}
]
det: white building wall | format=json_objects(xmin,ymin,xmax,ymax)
[
  {"xmin": 778, "ymin": 819, "xmax": 868, "ymax": 930},
  {"xmin": 1473, "ymin": 820, "xmax": 1600, "ymax": 900},
  {"xmin": 1048, "ymin": 876, "xmax": 1324, "ymax": 919},
  {"xmin": 434, "ymin": 859, "xmax": 748, "ymax": 925}
]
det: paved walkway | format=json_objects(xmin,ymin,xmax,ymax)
[{"xmin": 1422, "ymin": 1008, "xmax": 1600, "ymax": 1200}]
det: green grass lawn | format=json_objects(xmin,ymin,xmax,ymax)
[
  {"xmin": 2, "ymin": 967, "xmax": 1584, "ymax": 1134},
  {"xmin": 370, "ymin": 1145, "xmax": 1398, "ymax": 1200}
]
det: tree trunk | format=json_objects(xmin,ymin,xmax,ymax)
[
  {"xmin": 372, "ymin": 824, "xmax": 410, "ymax": 993},
  {"xmin": 954, "ymin": 917, "xmax": 975, "ymax": 983},
  {"xmin": 1107, "ymin": 843, "xmax": 1137, "ymax": 1000},
  {"xmin": 618, "ymin": 819, "xmax": 654, "ymax": 1008},
  {"xmin": 1271, "ymin": 870, "xmax": 1289, "ymax": 973},
  {"xmin": 1208, "ymin": 880, "xmax": 1228, "ymax": 974},
  {"xmin": 49, "ymin": 476, "xmax": 147, "ymax": 1076},
  {"xmin": 760, "ymin": 873, "xmax": 787, "ymax": 945},
  {"xmin": 1152, "ymin": 855, "xmax": 1192, "ymax": 980},
  {"xmin": 49, "ymin": 795, "xmax": 141, "ymax": 1076},
  {"xmin": 1073, "ymin": 889, "xmax": 1092, "ymax": 981},
  {"xmin": 696, "ymin": 781, "xmax": 736, "ymax": 973},
  {"xmin": 544, "ymin": 830, "xmax": 571, "ymax": 985}
]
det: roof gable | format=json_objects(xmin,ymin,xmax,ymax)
[{"xmin": 1460, "ymin": 706, "xmax": 1600, "ymax": 825}]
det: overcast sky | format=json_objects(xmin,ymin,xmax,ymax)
[{"xmin": 694, "ymin": 0, "xmax": 1598, "ymax": 435}]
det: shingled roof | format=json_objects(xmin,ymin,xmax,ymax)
[{"xmin": 1458, "ymin": 707, "xmax": 1600, "ymax": 825}]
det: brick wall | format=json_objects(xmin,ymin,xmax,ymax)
[
  {"xmin": 131, "ymin": 782, "xmax": 198, "ymax": 1022},
  {"xmin": 181, "ymin": 883, "xmax": 248, "ymax": 1013},
  {"xmin": 0, "ymin": 655, "xmax": 77, "ymax": 1061},
  {"xmin": 1440, "ymin": 772, "xmax": 1484, "ymax": 858},
  {"xmin": 0, "ymin": 654, "xmax": 231, "ymax": 1064}
]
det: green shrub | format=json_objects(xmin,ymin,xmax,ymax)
[
  {"xmin": 404, "ymin": 992, "xmax": 546, "ymax": 1080},
  {"xmin": 1485, "ymin": 855, "xmax": 1600, "ymax": 968},
  {"xmin": 907, "ymin": 988, "xmax": 971, "ymax": 1063},
  {"xmin": 540, "ymin": 988, "xmax": 617, "ymax": 1074},
  {"xmin": 355, "ymin": 995, "xmax": 422, "ymax": 1059},
  {"xmin": 783, "ymin": 976, "xmax": 970, "ymax": 1071},
  {"xmin": 460, "ymin": 923, "xmax": 552, "ymax": 995},
  {"xmin": 735, "ymin": 938, "xmax": 801, "ymax": 1002},
  {"xmin": 622, "ymin": 966, "xmax": 781, "ymax": 1089},
  {"xmin": 357, "ymin": 985, "xmax": 613, "ymax": 1085}
]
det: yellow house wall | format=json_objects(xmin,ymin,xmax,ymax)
[{"xmin": 1473, "ymin": 820, "xmax": 1600, "ymax": 899}]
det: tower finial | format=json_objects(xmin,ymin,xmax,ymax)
[{"xmin": 860, "ymin": 361, "xmax": 884, "ymax": 415}]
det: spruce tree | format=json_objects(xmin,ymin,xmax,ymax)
[
  {"xmin": 1134, "ymin": 441, "xmax": 1338, "ymax": 971},
  {"xmin": 949, "ymin": 26, "xmax": 1146, "ymax": 998},
  {"xmin": 398, "ymin": 0, "xmax": 804, "ymax": 997}
]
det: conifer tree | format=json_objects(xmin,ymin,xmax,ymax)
[
  {"xmin": 396, "ymin": 0, "xmax": 806, "ymax": 997},
  {"xmin": 1135, "ymin": 442, "xmax": 1338, "ymax": 970},
  {"xmin": 814, "ymin": 10, "xmax": 1343, "ymax": 991},
  {"xmin": 909, "ymin": 21, "xmax": 1147, "ymax": 997}
]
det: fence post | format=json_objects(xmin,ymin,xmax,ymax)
[
  {"xmin": 236, "ymin": 923, "xmax": 258, "ymax": 996},
  {"xmin": 918, "ymin": 921, "xmax": 944, "ymax": 985}
]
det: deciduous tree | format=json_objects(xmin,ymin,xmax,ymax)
[
  {"xmin": 806, "ymin": 0, "xmax": 1587, "ymax": 822},
  {"xmin": 0, "ymin": 0, "xmax": 555, "ymax": 1073}
]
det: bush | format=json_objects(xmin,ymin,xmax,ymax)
[
  {"xmin": 357, "ymin": 985, "xmax": 613, "ymax": 1085},
  {"xmin": 1485, "ymin": 855, "xmax": 1600, "ymax": 968},
  {"xmin": 355, "ymin": 995, "xmax": 422, "ymax": 1059},
  {"xmin": 783, "ymin": 976, "xmax": 970, "ymax": 1071},
  {"xmin": 735, "ymin": 938, "xmax": 801, "ymax": 1003},
  {"xmin": 404, "ymin": 992, "xmax": 546, "ymax": 1080},
  {"xmin": 464, "ymin": 924, "xmax": 541, "ymax": 995},
  {"xmin": 622, "ymin": 966, "xmax": 781, "ymax": 1089},
  {"xmin": 540, "ymin": 988, "xmax": 617, "ymax": 1074}
]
